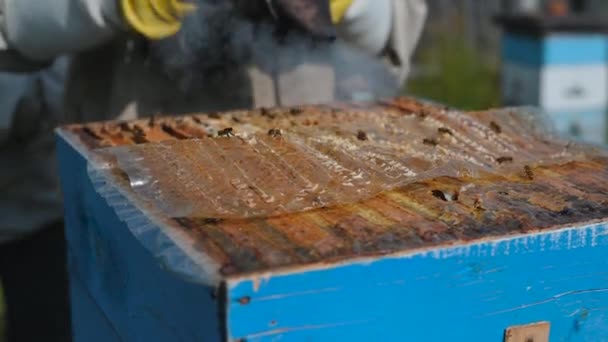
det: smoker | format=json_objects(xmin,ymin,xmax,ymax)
[{"xmin": 57, "ymin": 98, "xmax": 608, "ymax": 341}]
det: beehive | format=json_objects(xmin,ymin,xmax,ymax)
[{"xmin": 57, "ymin": 98, "xmax": 608, "ymax": 341}]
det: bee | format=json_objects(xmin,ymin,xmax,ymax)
[
  {"xmin": 431, "ymin": 189, "xmax": 447, "ymax": 201},
  {"xmin": 218, "ymin": 127, "xmax": 234, "ymax": 137},
  {"xmin": 438, "ymin": 127, "xmax": 453, "ymax": 135},
  {"xmin": 417, "ymin": 109, "xmax": 429, "ymax": 119},
  {"xmin": 496, "ymin": 156, "xmax": 513, "ymax": 164},
  {"xmin": 160, "ymin": 123, "xmax": 189, "ymax": 139},
  {"xmin": 524, "ymin": 165, "xmax": 534, "ymax": 180},
  {"xmin": 130, "ymin": 125, "xmax": 148, "ymax": 144},
  {"xmin": 148, "ymin": 115, "xmax": 157, "ymax": 127},
  {"xmin": 119, "ymin": 122, "xmax": 130, "ymax": 132},
  {"xmin": 82, "ymin": 126, "xmax": 102, "ymax": 140},
  {"xmin": 268, "ymin": 128, "xmax": 282, "ymax": 137},
  {"xmin": 290, "ymin": 108, "xmax": 303, "ymax": 115},
  {"xmin": 203, "ymin": 218, "xmax": 223, "ymax": 225},
  {"xmin": 423, "ymin": 138, "xmax": 438, "ymax": 146},
  {"xmin": 132, "ymin": 124, "xmax": 145, "ymax": 135},
  {"xmin": 260, "ymin": 107, "xmax": 276, "ymax": 119},
  {"xmin": 356, "ymin": 130, "xmax": 368, "ymax": 141},
  {"xmin": 473, "ymin": 198, "xmax": 485, "ymax": 211},
  {"xmin": 489, "ymin": 121, "xmax": 502, "ymax": 134}
]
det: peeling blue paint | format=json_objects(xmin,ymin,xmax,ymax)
[{"xmin": 228, "ymin": 224, "xmax": 608, "ymax": 341}]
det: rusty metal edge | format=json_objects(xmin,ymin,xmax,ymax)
[{"xmin": 224, "ymin": 219, "xmax": 608, "ymax": 288}]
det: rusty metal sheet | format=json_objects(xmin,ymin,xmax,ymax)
[{"xmin": 59, "ymin": 97, "xmax": 608, "ymax": 277}]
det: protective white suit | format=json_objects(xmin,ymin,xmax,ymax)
[
  {"xmin": 0, "ymin": 59, "xmax": 67, "ymax": 243},
  {"xmin": 0, "ymin": 3, "xmax": 426, "ymax": 340},
  {"xmin": 0, "ymin": 0, "xmax": 427, "ymax": 240}
]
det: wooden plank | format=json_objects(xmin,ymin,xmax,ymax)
[{"xmin": 504, "ymin": 322, "xmax": 550, "ymax": 342}]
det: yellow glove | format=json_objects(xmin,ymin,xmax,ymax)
[
  {"xmin": 330, "ymin": 0, "xmax": 354, "ymax": 23},
  {"xmin": 121, "ymin": 0, "xmax": 197, "ymax": 39}
]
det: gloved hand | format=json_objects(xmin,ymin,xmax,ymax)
[
  {"xmin": 233, "ymin": 0, "xmax": 335, "ymax": 39},
  {"xmin": 330, "ymin": 0, "xmax": 354, "ymax": 23},
  {"xmin": 121, "ymin": 0, "xmax": 197, "ymax": 39},
  {"xmin": 0, "ymin": 0, "xmax": 199, "ymax": 64},
  {"xmin": 331, "ymin": 0, "xmax": 392, "ymax": 56}
]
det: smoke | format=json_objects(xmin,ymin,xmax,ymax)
[{"xmin": 149, "ymin": 0, "xmax": 400, "ymax": 103}]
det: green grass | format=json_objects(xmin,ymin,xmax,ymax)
[{"xmin": 406, "ymin": 33, "xmax": 500, "ymax": 110}]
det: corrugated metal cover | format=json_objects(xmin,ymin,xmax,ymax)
[{"xmin": 59, "ymin": 98, "xmax": 608, "ymax": 277}]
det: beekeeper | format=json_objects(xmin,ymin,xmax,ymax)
[
  {"xmin": 0, "ymin": 0, "xmax": 425, "ymax": 340},
  {"xmin": 0, "ymin": 0, "xmax": 426, "ymax": 118}
]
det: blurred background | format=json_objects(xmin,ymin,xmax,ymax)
[
  {"xmin": 407, "ymin": 0, "xmax": 503, "ymax": 110},
  {"xmin": 408, "ymin": 0, "xmax": 608, "ymax": 145}
]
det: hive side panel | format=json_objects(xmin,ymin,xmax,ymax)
[
  {"xmin": 226, "ymin": 224, "xmax": 608, "ymax": 341},
  {"xmin": 57, "ymin": 134, "xmax": 224, "ymax": 342},
  {"xmin": 69, "ymin": 272, "xmax": 123, "ymax": 342}
]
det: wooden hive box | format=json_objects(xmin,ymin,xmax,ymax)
[{"xmin": 56, "ymin": 98, "xmax": 608, "ymax": 341}]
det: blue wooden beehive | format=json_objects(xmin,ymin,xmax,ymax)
[
  {"xmin": 57, "ymin": 98, "xmax": 608, "ymax": 341},
  {"xmin": 498, "ymin": 14, "xmax": 608, "ymax": 144}
]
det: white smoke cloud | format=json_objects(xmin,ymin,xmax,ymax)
[{"xmin": 150, "ymin": 0, "xmax": 399, "ymax": 103}]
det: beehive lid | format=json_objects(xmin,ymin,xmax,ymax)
[{"xmin": 57, "ymin": 98, "xmax": 608, "ymax": 285}]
